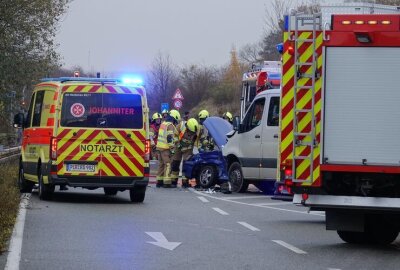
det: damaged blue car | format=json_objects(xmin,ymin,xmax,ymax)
[{"xmin": 183, "ymin": 117, "xmax": 232, "ymax": 189}]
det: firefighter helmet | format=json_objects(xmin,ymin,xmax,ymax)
[
  {"xmin": 169, "ymin": 109, "xmax": 181, "ymax": 121},
  {"xmin": 222, "ymin": 112, "xmax": 233, "ymax": 122},
  {"xmin": 198, "ymin": 110, "xmax": 209, "ymax": 119},
  {"xmin": 186, "ymin": 118, "xmax": 199, "ymax": 133},
  {"xmin": 152, "ymin": 112, "xmax": 162, "ymax": 121}
]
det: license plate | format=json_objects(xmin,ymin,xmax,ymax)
[{"xmin": 66, "ymin": 164, "xmax": 96, "ymax": 172}]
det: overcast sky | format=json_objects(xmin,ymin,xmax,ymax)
[{"xmin": 56, "ymin": 0, "xmax": 278, "ymax": 76}]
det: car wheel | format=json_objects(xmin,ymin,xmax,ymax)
[
  {"xmin": 38, "ymin": 171, "xmax": 54, "ymax": 201},
  {"xmin": 228, "ymin": 162, "xmax": 248, "ymax": 193},
  {"xmin": 130, "ymin": 186, "xmax": 146, "ymax": 203},
  {"xmin": 18, "ymin": 162, "xmax": 33, "ymax": 193},
  {"xmin": 104, "ymin": 187, "xmax": 118, "ymax": 196},
  {"xmin": 198, "ymin": 165, "xmax": 216, "ymax": 189}
]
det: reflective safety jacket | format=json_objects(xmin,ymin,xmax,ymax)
[
  {"xmin": 156, "ymin": 121, "xmax": 176, "ymax": 150},
  {"xmin": 176, "ymin": 122, "xmax": 198, "ymax": 152},
  {"xmin": 149, "ymin": 123, "xmax": 160, "ymax": 147}
]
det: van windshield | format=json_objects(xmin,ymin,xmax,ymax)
[{"xmin": 60, "ymin": 92, "xmax": 143, "ymax": 129}]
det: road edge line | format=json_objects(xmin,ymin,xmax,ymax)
[{"xmin": 5, "ymin": 193, "xmax": 30, "ymax": 270}]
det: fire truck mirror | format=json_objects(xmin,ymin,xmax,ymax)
[{"xmin": 13, "ymin": 113, "xmax": 25, "ymax": 129}]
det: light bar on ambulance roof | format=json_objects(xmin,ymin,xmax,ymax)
[{"xmin": 121, "ymin": 77, "xmax": 143, "ymax": 86}]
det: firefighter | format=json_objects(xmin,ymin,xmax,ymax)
[
  {"xmin": 198, "ymin": 109, "xmax": 212, "ymax": 151},
  {"xmin": 149, "ymin": 112, "xmax": 162, "ymax": 160},
  {"xmin": 156, "ymin": 109, "xmax": 180, "ymax": 188},
  {"xmin": 171, "ymin": 118, "xmax": 199, "ymax": 188},
  {"xmin": 222, "ymin": 111, "xmax": 233, "ymax": 125},
  {"xmin": 161, "ymin": 109, "xmax": 169, "ymax": 121}
]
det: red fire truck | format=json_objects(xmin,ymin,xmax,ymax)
[
  {"xmin": 278, "ymin": 4, "xmax": 400, "ymax": 244},
  {"xmin": 240, "ymin": 61, "xmax": 281, "ymax": 120}
]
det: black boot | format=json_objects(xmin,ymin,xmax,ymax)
[
  {"xmin": 171, "ymin": 180, "xmax": 177, "ymax": 188},
  {"xmin": 156, "ymin": 180, "xmax": 163, "ymax": 188}
]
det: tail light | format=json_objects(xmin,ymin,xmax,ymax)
[
  {"xmin": 50, "ymin": 137, "xmax": 58, "ymax": 160},
  {"xmin": 144, "ymin": 139, "xmax": 150, "ymax": 162},
  {"xmin": 284, "ymin": 168, "xmax": 293, "ymax": 180}
]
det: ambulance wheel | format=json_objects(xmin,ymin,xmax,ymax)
[
  {"xmin": 337, "ymin": 231, "xmax": 368, "ymax": 244},
  {"xmin": 38, "ymin": 171, "xmax": 54, "ymax": 201},
  {"xmin": 18, "ymin": 162, "xmax": 33, "ymax": 193},
  {"xmin": 104, "ymin": 187, "xmax": 118, "ymax": 196},
  {"xmin": 228, "ymin": 162, "xmax": 248, "ymax": 193},
  {"xmin": 198, "ymin": 165, "xmax": 216, "ymax": 189},
  {"xmin": 130, "ymin": 186, "xmax": 146, "ymax": 203}
]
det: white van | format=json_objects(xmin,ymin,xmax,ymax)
[{"xmin": 222, "ymin": 89, "xmax": 280, "ymax": 193}]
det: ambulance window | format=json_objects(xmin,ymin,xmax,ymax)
[
  {"xmin": 102, "ymin": 94, "xmax": 143, "ymax": 129},
  {"xmin": 25, "ymin": 93, "xmax": 35, "ymax": 128},
  {"xmin": 40, "ymin": 91, "xmax": 55, "ymax": 127},
  {"xmin": 60, "ymin": 93, "xmax": 102, "ymax": 128},
  {"xmin": 267, "ymin": 97, "xmax": 280, "ymax": 126},
  {"xmin": 32, "ymin": 91, "xmax": 45, "ymax": 127}
]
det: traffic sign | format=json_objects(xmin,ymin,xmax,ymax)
[
  {"xmin": 172, "ymin": 88, "xmax": 184, "ymax": 100},
  {"xmin": 161, "ymin": 103, "xmax": 169, "ymax": 112},
  {"xmin": 173, "ymin": 99, "xmax": 183, "ymax": 109}
]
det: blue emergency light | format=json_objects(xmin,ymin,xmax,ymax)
[{"xmin": 121, "ymin": 77, "xmax": 143, "ymax": 86}]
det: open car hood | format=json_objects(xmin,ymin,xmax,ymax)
[{"xmin": 203, "ymin": 116, "xmax": 233, "ymax": 149}]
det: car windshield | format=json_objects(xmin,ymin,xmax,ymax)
[{"xmin": 60, "ymin": 92, "xmax": 143, "ymax": 129}]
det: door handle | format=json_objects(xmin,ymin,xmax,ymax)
[
  {"xmin": 273, "ymin": 134, "xmax": 278, "ymax": 138},
  {"xmin": 105, "ymin": 138, "xmax": 118, "ymax": 142},
  {"xmin": 255, "ymin": 135, "xmax": 260, "ymax": 138}
]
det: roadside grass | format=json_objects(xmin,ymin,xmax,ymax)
[{"xmin": 0, "ymin": 158, "xmax": 20, "ymax": 253}]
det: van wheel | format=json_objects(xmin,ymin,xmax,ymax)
[
  {"xmin": 228, "ymin": 162, "xmax": 248, "ymax": 193},
  {"xmin": 38, "ymin": 172, "xmax": 54, "ymax": 201},
  {"xmin": 18, "ymin": 162, "xmax": 33, "ymax": 193},
  {"xmin": 104, "ymin": 187, "xmax": 118, "ymax": 196},
  {"xmin": 198, "ymin": 165, "xmax": 216, "ymax": 189},
  {"xmin": 130, "ymin": 186, "xmax": 146, "ymax": 203}
]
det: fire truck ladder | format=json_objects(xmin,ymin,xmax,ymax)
[{"xmin": 291, "ymin": 13, "xmax": 321, "ymax": 183}]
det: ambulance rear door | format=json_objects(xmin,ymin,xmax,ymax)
[
  {"xmin": 99, "ymin": 85, "xmax": 146, "ymax": 182},
  {"xmin": 57, "ymin": 84, "xmax": 103, "ymax": 179}
]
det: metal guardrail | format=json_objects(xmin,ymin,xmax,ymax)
[{"xmin": 0, "ymin": 146, "xmax": 20, "ymax": 162}]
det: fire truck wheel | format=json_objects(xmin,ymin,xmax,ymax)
[
  {"xmin": 130, "ymin": 186, "xmax": 146, "ymax": 203},
  {"xmin": 228, "ymin": 162, "xmax": 248, "ymax": 193},
  {"xmin": 337, "ymin": 231, "xmax": 368, "ymax": 244},
  {"xmin": 366, "ymin": 219, "xmax": 399, "ymax": 245},
  {"xmin": 38, "ymin": 171, "xmax": 54, "ymax": 201},
  {"xmin": 18, "ymin": 162, "xmax": 33, "ymax": 193},
  {"xmin": 198, "ymin": 165, "xmax": 216, "ymax": 189},
  {"xmin": 104, "ymin": 187, "xmax": 118, "ymax": 196}
]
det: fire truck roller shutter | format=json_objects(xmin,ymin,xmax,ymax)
[{"xmin": 323, "ymin": 47, "xmax": 400, "ymax": 166}]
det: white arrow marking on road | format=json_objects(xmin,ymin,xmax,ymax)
[
  {"xmin": 272, "ymin": 240, "xmax": 307, "ymax": 254},
  {"xmin": 146, "ymin": 232, "xmax": 181, "ymax": 251}
]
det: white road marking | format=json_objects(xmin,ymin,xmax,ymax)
[
  {"xmin": 145, "ymin": 232, "xmax": 181, "ymax": 251},
  {"xmin": 252, "ymin": 202, "xmax": 293, "ymax": 206},
  {"xmin": 224, "ymin": 195, "xmax": 272, "ymax": 200},
  {"xmin": 197, "ymin": 196, "xmax": 209, "ymax": 203},
  {"xmin": 237, "ymin": 221, "xmax": 260, "ymax": 232},
  {"xmin": 272, "ymin": 240, "xmax": 307, "ymax": 254},
  {"xmin": 212, "ymin": 207, "xmax": 229, "ymax": 215},
  {"xmin": 5, "ymin": 193, "xmax": 31, "ymax": 270},
  {"xmin": 327, "ymin": 268, "xmax": 342, "ymax": 270},
  {"xmin": 190, "ymin": 189, "xmax": 324, "ymax": 217}
]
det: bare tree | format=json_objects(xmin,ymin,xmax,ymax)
[
  {"xmin": 179, "ymin": 64, "xmax": 219, "ymax": 111},
  {"xmin": 238, "ymin": 42, "xmax": 264, "ymax": 66},
  {"xmin": 146, "ymin": 52, "xmax": 178, "ymax": 112}
]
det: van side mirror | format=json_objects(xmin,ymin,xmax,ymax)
[
  {"xmin": 13, "ymin": 113, "xmax": 25, "ymax": 128},
  {"xmin": 233, "ymin": 116, "xmax": 240, "ymax": 131}
]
